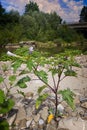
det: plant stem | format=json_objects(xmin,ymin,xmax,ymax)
[
  {"xmin": 33, "ymin": 65, "xmax": 56, "ymax": 93},
  {"xmin": 55, "ymin": 91, "xmax": 58, "ymax": 116}
]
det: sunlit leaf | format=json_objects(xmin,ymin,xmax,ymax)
[
  {"xmin": 36, "ymin": 93, "xmax": 49, "ymax": 109},
  {"xmin": 9, "ymin": 75, "xmax": 16, "ymax": 82},
  {"xmin": 27, "ymin": 59, "xmax": 33, "ymax": 71},
  {"xmin": 64, "ymin": 70, "xmax": 77, "ymax": 77},
  {"xmin": 12, "ymin": 60, "xmax": 22, "ymax": 72},
  {"xmin": 59, "ymin": 88, "xmax": 75, "ymax": 110},
  {"xmin": 35, "ymin": 70, "xmax": 48, "ymax": 83},
  {"xmin": 0, "ymin": 89, "xmax": 5, "ymax": 104},
  {"xmin": 38, "ymin": 85, "xmax": 47, "ymax": 94},
  {"xmin": 0, "ymin": 76, "xmax": 4, "ymax": 83}
]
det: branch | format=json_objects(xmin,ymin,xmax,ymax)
[
  {"xmin": 52, "ymin": 75, "xmax": 56, "ymax": 89},
  {"xmin": 33, "ymin": 65, "xmax": 56, "ymax": 93}
]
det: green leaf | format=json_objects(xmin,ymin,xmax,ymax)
[
  {"xmin": 59, "ymin": 88, "xmax": 75, "ymax": 110},
  {"xmin": 35, "ymin": 70, "xmax": 48, "ymax": 83},
  {"xmin": 0, "ymin": 119, "xmax": 9, "ymax": 130},
  {"xmin": 16, "ymin": 76, "xmax": 31, "ymax": 88},
  {"xmin": 0, "ymin": 89, "xmax": 5, "ymax": 104},
  {"xmin": 0, "ymin": 99, "xmax": 15, "ymax": 114},
  {"xmin": 38, "ymin": 85, "xmax": 47, "ymax": 94},
  {"xmin": 0, "ymin": 76, "xmax": 4, "ymax": 83},
  {"xmin": 49, "ymin": 68, "xmax": 58, "ymax": 76},
  {"xmin": 36, "ymin": 93, "xmax": 49, "ymax": 109},
  {"xmin": 12, "ymin": 60, "xmax": 22, "ymax": 73},
  {"xmin": 27, "ymin": 59, "xmax": 33, "ymax": 71},
  {"xmin": 35, "ymin": 99, "xmax": 42, "ymax": 109},
  {"xmin": 64, "ymin": 70, "xmax": 77, "ymax": 77},
  {"xmin": 19, "ymin": 70, "xmax": 29, "ymax": 75},
  {"xmin": 9, "ymin": 75, "xmax": 16, "ymax": 82}
]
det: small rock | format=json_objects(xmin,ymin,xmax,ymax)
[
  {"xmin": 40, "ymin": 107, "xmax": 48, "ymax": 121},
  {"xmin": 58, "ymin": 104, "xmax": 64, "ymax": 114},
  {"xmin": 65, "ymin": 107, "xmax": 72, "ymax": 116},
  {"xmin": 81, "ymin": 102, "xmax": 87, "ymax": 109},
  {"xmin": 7, "ymin": 113, "xmax": 17, "ymax": 126},
  {"xmin": 25, "ymin": 92, "xmax": 34, "ymax": 99},
  {"xmin": 33, "ymin": 114, "xmax": 40, "ymax": 122},
  {"xmin": 26, "ymin": 107, "xmax": 33, "ymax": 118},
  {"xmin": 26, "ymin": 118, "xmax": 32, "ymax": 128},
  {"xmin": 15, "ymin": 107, "xmax": 26, "ymax": 125},
  {"xmin": 19, "ymin": 119, "xmax": 26, "ymax": 130},
  {"xmin": 74, "ymin": 95, "xmax": 80, "ymax": 105},
  {"xmin": 46, "ymin": 124, "xmax": 57, "ymax": 130},
  {"xmin": 59, "ymin": 117, "xmax": 86, "ymax": 130},
  {"xmin": 38, "ymin": 119, "xmax": 44, "ymax": 129}
]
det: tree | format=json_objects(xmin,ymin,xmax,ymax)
[
  {"xmin": 8, "ymin": 10, "xmax": 20, "ymax": 24},
  {"xmin": 79, "ymin": 6, "xmax": 87, "ymax": 22},
  {"xmin": 25, "ymin": 1, "xmax": 39, "ymax": 15},
  {"xmin": 48, "ymin": 12, "xmax": 62, "ymax": 30},
  {"xmin": 0, "ymin": 2, "xmax": 5, "ymax": 16}
]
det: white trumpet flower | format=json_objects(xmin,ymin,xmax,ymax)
[{"xmin": 7, "ymin": 51, "xmax": 20, "ymax": 58}]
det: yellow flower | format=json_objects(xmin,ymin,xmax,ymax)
[{"xmin": 47, "ymin": 114, "xmax": 54, "ymax": 123}]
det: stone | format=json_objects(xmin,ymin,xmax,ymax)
[
  {"xmin": 46, "ymin": 124, "xmax": 57, "ymax": 130},
  {"xmin": 25, "ymin": 92, "xmax": 34, "ymax": 99},
  {"xmin": 81, "ymin": 102, "xmax": 87, "ymax": 109},
  {"xmin": 58, "ymin": 104, "xmax": 64, "ymax": 114},
  {"xmin": 50, "ymin": 120, "xmax": 58, "ymax": 128},
  {"xmin": 40, "ymin": 107, "xmax": 48, "ymax": 121},
  {"xmin": 33, "ymin": 114, "xmax": 40, "ymax": 122},
  {"xmin": 65, "ymin": 107, "xmax": 73, "ymax": 116},
  {"xmin": 19, "ymin": 118, "xmax": 27, "ymax": 130},
  {"xmin": 7, "ymin": 113, "xmax": 17, "ymax": 126},
  {"xmin": 26, "ymin": 118, "xmax": 32, "ymax": 128},
  {"xmin": 74, "ymin": 95, "xmax": 80, "ymax": 106},
  {"xmin": 38, "ymin": 119, "xmax": 44, "ymax": 129},
  {"xmin": 15, "ymin": 107, "xmax": 26, "ymax": 125},
  {"xmin": 26, "ymin": 107, "xmax": 33, "ymax": 118},
  {"xmin": 59, "ymin": 117, "xmax": 87, "ymax": 130}
]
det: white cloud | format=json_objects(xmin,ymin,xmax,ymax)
[{"xmin": 2, "ymin": 0, "xmax": 84, "ymax": 22}]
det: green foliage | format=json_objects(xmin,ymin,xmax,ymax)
[
  {"xmin": 0, "ymin": 89, "xmax": 15, "ymax": 114},
  {"xmin": 57, "ymin": 25, "xmax": 80, "ymax": 43},
  {"xmin": 0, "ymin": 76, "xmax": 4, "ymax": 83},
  {"xmin": 64, "ymin": 70, "xmax": 77, "ymax": 77},
  {"xmin": 12, "ymin": 60, "xmax": 22, "ymax": 73},
  {"xmin": 6, "ymin": 47, "xmax": 80, "ymax": 121},
  {"xmin": 0, "ymin": 1, "xmax": 85, "ymax": 46},
  {"xmin": 35, "ymin": 70, "xmax": 48, "ymax": 83},
  {"xmin": 16, "ymin": 76, "xmax": 31, "ymax": 88},
  {"xmin": 25, "ymin": 1, "xmax": 39, "ymax": 14},
  {"xmin": 9, "ymin": 75, "xmax": 16, "ymax": 82},
  {"xmin": 80, "ymin": 6, "xmax": 87, "ymax": 22},
  {"xmin": 27, "ymin": 59, "xmax": 34, "ymax": 72},
  {"xmin": 9, "ymin": 75, "xmax": 16, "ymax": 85},
  {"xmin": 0, "ymin": 89, "xmax": 5, "ymax": 104},
  {"xmin": 59, "ymin": 89, "xmax": 75, "ymax": 110},
  {"xmin": 38, "ymin": 85, "xmax": 47, "ymax": 94},
  {"xmin": 36, "ymin": 93, "xmax": 49, "ymax": 109},
  {"xmin": 0, "ymin": 119, "xmax": 9, "ymax": 130}
]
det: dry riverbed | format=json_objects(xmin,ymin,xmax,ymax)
[{"xmin": 0, "ymin": 55, "xmax": 87, "ymax": 130}]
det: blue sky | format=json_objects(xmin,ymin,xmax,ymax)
[{"xmin": 0, "ymin": 0, "xmax": 87, "ymax": 22}]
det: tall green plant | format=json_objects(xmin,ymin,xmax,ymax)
[{"xmin": 10, "ymin": 50, "xmax": 80, "ymax": 122}]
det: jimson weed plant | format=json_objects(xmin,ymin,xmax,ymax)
[{"xmin": 0, "ymin": 48, "xmax": 80, "ymax": 128}]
